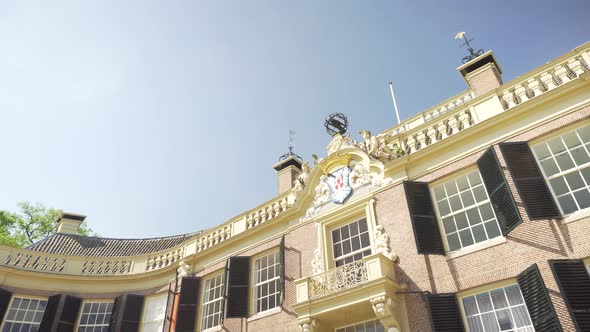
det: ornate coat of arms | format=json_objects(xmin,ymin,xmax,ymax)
[{"xmin": 327, "ymin": 167, "xmax": 353, "ymax": 204}]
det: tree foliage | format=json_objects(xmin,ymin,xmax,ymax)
[{"xmin": 0, "ymin": 201, "xmax": 95, "ymax": 248}]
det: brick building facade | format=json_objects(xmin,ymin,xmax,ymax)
[{"xmin": 1, "ymin": 42, "xmax": 590, "ymax": 332}]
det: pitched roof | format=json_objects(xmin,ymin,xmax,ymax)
[{"xmin": 25, "ymin": 231, "xmax": 205, "ymax": 257}]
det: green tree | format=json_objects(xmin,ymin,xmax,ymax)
[{"xmin": 0, "ymin": 201, "xmax": 95, "ymax": 248}]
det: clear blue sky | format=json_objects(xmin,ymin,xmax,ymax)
[{"xmin": 0, "ymin": 1, "xmax": 588, "ymax": 238}]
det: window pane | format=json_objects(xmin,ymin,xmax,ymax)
[
  {"xmin": 565, "ymin": 172, "xmax": 585, "ymax": 190},
  {"xmin": 473, "ymin": 186, "xmax": 488, "ymax": 203},
  {"xmin": 467, "ymin": 207, "xmax": 482, "ymax": 226},
  {"xmin": 533, "ymin": 144, "xmax": 551, "ymax": 160},
  {"xmin": 548, "ymin": 138, "xmax": 566, "ymax": 154},
  {"xmin": 447, "ymin": 233, "xmax": 461, "ymax": 251},
  {"xmin": 462, "ymin": 296, "xmax": 478, "ymax": 316},
  {"xmin": 571, "ymin": 146, "xmax": 590, "ymax": 165},
  {"xmin": 449, "ymin": 195, "xmax": 463, "ymax": 212},
  {"xmin": 459, "ymin": 229, "xmax": 474, "ymax": 247},
  {"xmin": 558, "ymin": 194, "xmax": 578, "ymax": 214},
  {"xmin": 563, "ymin": 132, "xmax": 582, "ymax": 148},
  {"xmin": 461, "ymin": 190, "xmax": 475, "ymax": 207},
  {"xmin": 445, "ymin": 181, "xmax": 458, "ymax": 196},
  {"xmin": 472, "ymin": 224, "xmax": 487, "ymax": 242},
  {"xmin": 455, "ymin": 212, "xmax": 469, "ymax": 230},
  {"xmin": 442, "ymin": 217, "xmax": 456, "ymax": 233},
  {"xmin": 573, "ymin": 189, "xmax": 590, "ymax": 209},
  {"xmin": 555, "ymin": 153, "xmax": 575, "ymax": 171},
  {"xmin": 549, "ymin": 177, "xmax": 569, "ymax": 196},
  {"xmin": 437, "ymin": 200, "xmax": 451, "ymax": 216},
  {"xmin": 433, "ymin": 185, "xmax": 446, "ymax": 200}
]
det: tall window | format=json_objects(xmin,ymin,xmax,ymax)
[
  {"xmin": 1, "ymin": 297, "xmax": 47, "ymax": 332},
  {"xmin": 432, "ymin": 170, "xmax": 502, "ymax": 252},
  {"xmin": 201, "ymin": 273, "xmax": 225, "ymax": 330},
  {"xmin": 77, "ymin": 302, "xmax": 113, "ymax": 332},
  {"xmin": 331, "ymin": 218, "xmax": 371, "ymax": 267},
  {"xmin": 141, "ymin": 293, "xmax": 167, "ymax": 332},
  {"xmin": 533, "ymin": 125, "xmax": 590, "ymax": 215},
  {"xmin": 462, "ymin": 285, "xmax": 534, "ymax": 332},
  {"xmin": 335, "ymin": 319, "xmax": 385, "ymax": 332},
  {"xmin": 253, "ymin": 251, "xmax": 281, "ymax": 313}
]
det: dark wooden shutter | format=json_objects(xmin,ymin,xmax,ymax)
[
  {"xmin": 425, "ymin": 293, "xmax": 465, "ymax": 332},
  {"xmin": 477, "ymin": 147, "xmax": 522, "ymax": 235},
  {"xmin": 0, "ymin": 288, "xmax": 12, "ymax": 322},
  {"xmin": 163, "ymin": 282, "xmax": 177, "ymax": 332},
  {"xmin": 108, "ymin": 294, "xmax": 144, "ymax": 332},
  {"xmin": 403, "ymin": 181, "xmax": 445, "ymax": 254},
  {"xmin": 39, "ymin": 294, "xmax": 82, "ymax": 332},
  {"xmin": 279, "ymin": 235, "xmax": 286, "ymax": 306},
  {"xmin": 500, "ymin": 142, "xmax": 561, "ymax": 219},
  {"xmin": 175, "ymin": 276, "xmax": 200, "ymax": 332},
  {"xmin": 550, "ymin": 259, "xmax": 590, "ymax": 331},
  {"xmin": 517, "ymin": 264, "xmax": 562, "ymax": 332},
  {"xmin": 225, "ymin": 256, "xmax": 250, "ymax": 318}
]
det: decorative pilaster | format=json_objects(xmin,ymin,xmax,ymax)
[
  {"xmin": 298, "ymin": 317, "xmax": 319, "ymax": 332},
  {"xmin": 370, "ymin": 296, "xmax": 400, "ymax": 332}
]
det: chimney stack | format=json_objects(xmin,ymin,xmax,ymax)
[
  {"xmin": 458, "ymin": 51, "xmax": 503, "ymax": 97},
  {"xmin": 56, "ymin": 212, "xmax": 86, "ymax": 234},
  {"xmin": 273, "ymin": 155, "xmax": 302, "ymax": 195}
]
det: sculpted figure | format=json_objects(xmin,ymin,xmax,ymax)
[
  {"xmin": 374, "ymin": 225, "xmax": 396, "ymax": 261},
  {"xmin": 293, "ymin": 162, "xmax": 311, "ymax": 195},
  {"xmin": 326, "ymin": 134, "xmax": 354, "ymax": 155},
  {"xmin": 177, "ymin": 261, "xmax": 192, "ymax": 277},
  {"xmin": 311, "ymin": 248, "xmax": 324, "ymax": 275},
  {"xmin": 357, "ymin": 130, "xmax": 394, "ymax": 161},
  {"xmin": 349, "ymin": 160, "xmax": 371, "ymax": 188},
  {"xmin": 314, "ymin": 175, "xmax": 331, "ymax": 206}
]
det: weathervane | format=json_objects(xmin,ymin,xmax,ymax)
[
  {"xmin": 324, "ymin": 113, "xmax": 349, "ymax": 137},
  {"xmin": 279, "ymin": 130, "xmax": 302, "ymax": 161},
  {"xmin": 455, "ymin": 32, "xmax": 484, "ymax": 64}
]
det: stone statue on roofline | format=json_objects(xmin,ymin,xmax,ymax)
[
  {"xmin": 356, "ymin": 130, "xmax": 395, "ymax": 161},
  {"xmin": 177, "ymin": 261, "xmax": 192, "ymax": 277},
  {"xmin": 293, "ymin": 162, "xmax": 311, "ymax": 195}
]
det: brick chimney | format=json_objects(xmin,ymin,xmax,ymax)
[
  {"xmin": 273, "ymin": 155, "xmax": 302, "ymax": 195},
  {"xmin": 457, "ymin": 51, "xmax": 503, "ymax": 97},
  {"xmin": 56, "ymin": 212, "xmax": 86, "ymax": 234}
]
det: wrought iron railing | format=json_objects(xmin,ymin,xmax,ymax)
[{"xmin": 308, "ymin": 260, "xmax": 368, "ymax": 299}]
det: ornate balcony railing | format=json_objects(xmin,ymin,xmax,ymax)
[
  {"xmin": 295, "ymin": 254, "xmax": 396, "ymax": 304},
  {"xmin": 309, "ymin": 260, "xmax": 368, "ymax": 299}
]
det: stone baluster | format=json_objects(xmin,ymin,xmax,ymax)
[
  {"xmin": 253, "ymin": 211, "xmax": 261, "ymax": 227},
  {"xmin": 501, "ymin": 90, "xmax": 516, "ymax": 109},
  {"xmin": 568, "ymin": 58, "xmax": 584, "ymax": 76},
  {"xmin": 540, "ymin": 71, "xmax": 556, "ymax": 91},
  {"xmin": 423, "ymin": 129, "xmax": 431, "ymax": 146},
  {"xmin": 281, "ymin": 197, "xmax": 288, "ymax": 210},
  {"xmin": 513, "ymin": 84, "xmax": 528, "ymax": 104},
  {"xmin": 267, "ymin": 205, "xmax": 274, "ymax": 220},
  {"xmin": 273, "ymin": 202, "xmax": 281, "ymax": 217},
  {"xmin": 412, "ymin": 134, "xmax": 421, "ymax": 151},
  {"xmin": 554, "ymin": 64, "xmax": 569, "ymax": 84}
]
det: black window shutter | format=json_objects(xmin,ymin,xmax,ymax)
[
  {"xmin": 39, "ymin": 294, "xmax": 82, "ymax": 332},
  {"xmin": 108, "ymin": 294, "xmax": 145, "ymax": 332},
  {"xmin": 403, "ymin": 181, "xmax": 445, "ymax": 254},
  {"xmin": 477, "ymin": 147, "xmax": 522, "ymax": 236},
  {"xmin": 500, "ymin": 142, "xmax": 561, "ymax": 219},
  {"xmin": 549, "ymin": 259, "xmax": 590, "ymax": 331},
  {"xmin": 225, "ymin": 256, "xmax": 250, "ymax": 318},
  {"xmin": 280, "ymin": 235, "xmax": 286, "ymax": 306},
  {"xmin": 0, "ymin": 288, "xmax": 12, "ymax": 322},
  {"xmin": 175, "ymin": 276, "xmax": 200, "ymax": 332},
  {"xmin": 517, "ymin": 264, "xmax": 563, "ymax": 332},
  {"xmin": 425, "ymin": 293, "xmax": 465, "ymax": 332}
]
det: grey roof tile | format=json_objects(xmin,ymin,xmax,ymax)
[{"xmin": 25, "ymin": 231, "xmax": 205, "ymax": 257}]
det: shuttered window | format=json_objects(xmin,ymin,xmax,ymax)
[
  {"xmin": 425, "ymin": 293, "xmax": 465, "ymax": 331},
  {"xmin": 201, "ymin": 273, "xmax": 224, "ymax": 330},
  {"xmin": 461, "ymin": 285, "xmax": 534, "ymax": 331},
  {"xmin": 532, "ymin": 124, "xmax": 590, "ymax": 215},
  {"xmin": 404, "ymin": 181, "xmax": 445, "ymax": 254},
  {"xmin": 253, "ymin": 251, "xmax": 281, "ymax": 313},
  {"xmin": 517, "ymin": 264, "xmax": 562, "ymax": 332},
  {"xmin": 141, "ymin": 293, "xmax": 167, "ymax": 332},
  {"xmin": 500, "ymin": 142, "xmax": 561, "ymax": 219},
  {"xmin": 432, "ymin": 170, "xmax": 502, "ymax": 252},
  {"xmin": 39, "ymin": 294, "xmax": 82, "ymax": 332},
  {"xmin": 0, "ymin": 289, "xmax": 12, "ymax": 326},
  {"xmin": 0, "ymin": 297, "xmax": 47, "ymax": 332},
  {"xmin": 477, "ymin": 147, "xmax": 522, "ymax": 236},
  {"xmin": 549, "ymin": 259, "xmax": 590, "ymax": 331},
  {"xmin": 225, "ymin": 256, "xmax": 250, "ymax": 318},
  {"xmin": 175, "ymin": 276, "xmax": 199, "ymax": 332},
  {"xmin": 77, "ymin": 302, "xmax": 113, "ymax": 332}
]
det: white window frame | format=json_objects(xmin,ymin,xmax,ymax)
[
  {"xmin": 251, "ymin": 249, "xmax": 282, "ymax": 315},
  {"xmin": 140, "ymin": 292, "xmax": 168, "ymax": 332},
  {"xmin": 76, "ymin": 300, "xmax": 114, "ymax": 332},
  {"xmin": 458, "ymin": 283, "xmax": 535, "ymax": 332},
  {"xmin": 531, "ymin": 123, "xmax": 590, "ymax": 220},
  {"xmin": 431, "ymin": 168, "xmax": 504, "ymax": 255},
  {"xmin": 199, "ymin": 271, "xmax": 225, "ymax": 332},
  {"xmin": 0, "ymin": 295, "xmax": 47, "ymax": 331},
  {"xmin": 329, "ymin": 218, "xmax": 373, "ymax": 267},
  {"xmin": 334, "ymin": 319, "xmax": 385, "ymax": 332}
]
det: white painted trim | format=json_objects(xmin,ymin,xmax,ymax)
[
  {"xmin": 447, "ymin": 236, "xmax": 507, "ymax": 260},
  {"xmin": 246, "ymin": 306, "xmax": 281, "ymax": 322}
]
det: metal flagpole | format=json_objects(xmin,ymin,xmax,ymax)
[{"xmin": 389, "ymin": 81, "xmax": 401, "ymax": 124}]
